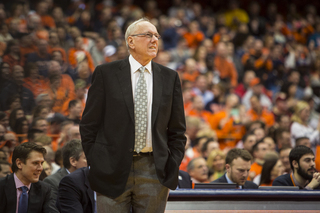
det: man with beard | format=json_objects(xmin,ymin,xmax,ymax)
[
  {"xmin": 273, "ymin": 146, "xmax": 320, "ymax": 189},
  {"xmin": 212, "ymin": 148, "xmax": 258, "ymax": 189}
]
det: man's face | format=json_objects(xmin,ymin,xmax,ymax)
[
  {"xmin": 297, "ymin": 138, "xmax": 311, "ymax": 148},
  {"xmin": 280, "ymin": 132, "xmax": 291, "ymax": 148},
  {"xmin": 12, "ymin": 66, "xmax": 24, "ymax": 84},
  {"xmin": 75, "ymin": 152, "xmax": 87, "ymax": 169},
  {"xmin": 243, "ymin": 135, "xmax": 256, "ymax": 152},
  {"xmin": 196, "ymin": 76, "xmax": 208, "ymax": 92},
  {"xmin": 295, "ymin": 154, "xmax": 316, "ymax": 181},
  {"xmin": 71, "ymin": 103, "xmax": 82, "ymax": 116},
  {"xmin": 280, "ymin": 148, "xmax": 291, "ymax": 172},
  {"xmin": 254, "ymin": 142, "xmax": 268, "ymax": 160},
  {"xmin": 0, "ymin": 164, "xmax": 11, "ymax": 178},
  {"xmin": 128, "ymin": 21, "xmax": 159, "ymax": 64},
  {"xmin": 226, "ymin": 157, "xmax": 251, "ymax": 186},
  {"xmin": 189, "ymin": 158, "xmax": 208, "ymax": 182},
  {"xmin": 16, "ymin": 151, "xmax": 44, "ymax": 185},
  {"xmin": 36, "ymin": 120, "xmax": 48, "ymax": 133},
  {"xmin": 68, "ymin": 126, "xmax": 81, "ymax": 140}
]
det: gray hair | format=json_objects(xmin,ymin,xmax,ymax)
[
  {"xmin": 125, "ymin": 17, "xmax": 151, "ymax": 51},
  {"xmin": 36, "ymin": 93, "xmax": 49, "ymax": 105}
]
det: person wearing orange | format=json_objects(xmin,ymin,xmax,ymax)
[
  {"xmin": 182, "ymin": 58, "xmax": 200, "ymax": 82},
  {"xmin": 213, "ymin": 42, "xmax": 238, "ymax": 88},
  {"xmin": 186, "ymin": 96, "xmax": 212, "ymax": 123},
  {"xmin": 5, "ymin": 3, "xmax": 28, "ymax": 33},
  {"xmin": 242, "ymin": 39, "xmax": 273, "ymax": 80},
  {"xmin": 36, "ymin": 1, "xmax": 56, "ymax": 29},
  {"xmin": 68, "ymin": 36, "xmax": 95, "ymax": 72},
  {"xmin": 44, "ymin": 61, "xmax": 76, "ymax": 115},
  {"xmin": 183, "ymin": 21, "xmax": 205, "ymax": 49},
  {"xmin": 23, "ymin": 62, "xmax": 47, "ymax": 99},
  {"xmin": 208, "ymin": 94, "xmax": 245, "ymax": 149},
  {"xmin": 48, "ymin": 31, "xmax": 67, "ymax": 62},
  {"xmin": 248, "ymin": 141, "xmax": 269, "ymax": 181},
  {"xmin": 247, "ymin": 94, "xmax": 275, "ymax": 127},
  {"xmin": 2, "ymin": 39, "xmax": 23, "ymax": 72},
  {"xmin": 20, "ymin": 34, "xmax": 37, "ymax": 64}
]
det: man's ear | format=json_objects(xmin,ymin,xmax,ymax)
[
  {"xmin": 69, "ymin": 157, "xmax": 77, "ymax": 168},
  {"xmin": 225, "ymin": 163, "xmax": 231, "ymax": 173},
  {"xmin": 292, "ymin": 160, "xmax": 299, "ymax": 170},
  {"xmin": 16, "ymin": 158, "xmax": 23, "ymax": 170},
  {"xmin": 127, "ymin": 37, "xmax": 135, "ymax": 50}
]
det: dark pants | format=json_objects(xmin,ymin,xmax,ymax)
[{"xmin": 97, "ymin": 155, "xmax": 169, "ymax": 213}]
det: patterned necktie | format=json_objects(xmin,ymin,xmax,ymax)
[
  {"xmin": 134, "ymin": 66, "xmax": 148, "ymax": 153},
  {"xmin": 18, "ymin": 186, "xmax": 28, "ymax": 213}
]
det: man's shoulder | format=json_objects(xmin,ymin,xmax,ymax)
[
  {"xmin": 244, "ymin": 180, "xmax": 259, "ymax": 189},
  {"xmin": 272, "ymin": 173, "xmax": 292, "ymax": 186},
  {"xmin": 62, "ymin": 167, "xmax": 87, "ymax": 182},
  {"xmin": 211, "ymin": 174, "xmax": 227, "ymax": 183},
  {"xmin": 0, "ymin": 174, "xmax": 13, "ymax": 188}
]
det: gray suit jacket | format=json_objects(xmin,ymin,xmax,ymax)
[{"xmin": 44, "ymin": 168, "xmax": 69, "ymax": 201}]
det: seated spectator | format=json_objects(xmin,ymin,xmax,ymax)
[
  {"xmin": 26, "ymin": 39, "xmax": 52, "ymax": 78},
  {"xmin": 237, "ymin": 133, "xmax": 257, "ymax": 154},
  {"xmin": 296, "ymin": 137, "xmax": 312, "ymax": 148},
  {"xmin": 9, "ymin": 108, "xmax": 25, "ymax": 132},
  {"xmin": 0, "ymin": 62, "xmax": 11, "ymax": 94},
  {"xmin": 57, "ymin": 167, "xmax": 94, "ymax": 213},
  {"xmin": 32, "ymin": 105, "xmax": 50, "ymax": 120},
  {"xmin": 192, "ymin": 75, "xmax": 214, "ymax": 105},
  {"xmin": 186, "ymin": 96, "xmax": 212, "ymax": 123},
  {"xmin": 187, "ymin": 157, "xmax": 209, "ymax": 183},
  {"xmin": 263, "ymin": 137, "xmax": 276, "ymax": 152},
  {"xmin": 252, "ymin": 127, "xmax": 266, "ymax": 142},
  {"xmin": 23, "ymin": 62, "xmax": 47, "ymax": 98},
  {"xmin": 248, "ymin": 141, "xmax": 269, "ymax": 181},
  {"xmin": 260, "ymin": 157, "xmax": 284, "ymax": 186},
  {"xmin": 44, "ymin": 139, "xmax": 87, "ymax": 209},
  {"xmin": 234, "ymin": 70, "xmax": 256, "ymax": 98},
  {"xmin": 279, "ymin": 146, "xmax": 292, "ymax": 174},
  {"xmin": 31, "ymin": 117, "xmax": 49, "ymax": 134},
  {"xmin": 211, "ymin": 148, "xmax": 258, "ymax": 189},
  {"xmin": 36, "ymin": 1, "xmax": 56, "ymax": 29},
  {"xmin": 274, "ymin": 128, "xmax": 291, "ymax": 150},
  {"xmin": 56, "ymin": 121, "xmax": 75, "ymax": 147},
  {"xmin": 208, "ymin": 94, "xmax": 246, "ymax": 149},
  {"xmin": 45, "ymin": 61, "xmax": 76, "ymax": 115},
  {"xmin": 183, "ymin": 21, "xmax": 204, "ymax": 49},
  {"xmin": 181, "ymin": 58, "xmax": 200, "ymax": 83},
  {"xmin": 242, "ymin": 77, "xmax": 272, "ymax": 110},
  {"xmin": 177, "ymin": 170, "xmax": 193, "ymax": 189},
  {"xmin": 290, "ymin": 101, "xmax": 320, "ymax": 149},
  {"xmin": 12, "ymin": 117, "xmax": 29, "ymax": 143},
  {"xmin": 66, "ymin": 100, "xmax": 82, "ymax": 124},
  {"xmin": 273, "ymin": 146, "xmax": 320, "ymax": 189},
  {"xmin": 0, "ymin": 143, "xmax": 58, "ymax": 212},
  {"xmin": 20, "ymin": 33, "xmax": 37, "ymax": 64},
  {"xmin": 0, "ymin": 159, "xmax": 11, "ymax": 178},
  {"xmin": 224, "ymin": 0, "xmax": 249, "ymax": 30},
  {"xmin": 66, "ymin": 125, "xmax": 81, "ymax": 142},
  {"xmin": 247, "ymin": 94, "xmax": 275, "ymax": 127},
  {"xmin": 2, "ymin": 39, "xmax": 23, "ymax": 72},
  {"xmin": 201, "ymin": 138, "xmax": 220, "ymax": 159},
  {"xmin": 272, "ymin": 93, "xmax": 289, "ymax": 122},
  {"xmin": 170, "ymin": 37, "xmax": 192, "ymax": 66},
  {"xmin": 47, "ymin": 113, "xmax": 67, "ymax": 151},
  {"xmin": 213, "ymin": 42, "xmax": 238, "ymax": 88},
  {"xmin": 207, "ymin": 149, "xmax": 226, "ymax": 181},
  {"xmin": 205, "ymin": 82, "xmax": 227, "ymax": 114}
]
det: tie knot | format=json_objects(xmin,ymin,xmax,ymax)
[
  {"xmin": 139, "ymin": 66, "xmax": 145, "ymax": 73},
  {"xmin": 20, "ymin": 186, "xmax": 28, "ymax": 193}
]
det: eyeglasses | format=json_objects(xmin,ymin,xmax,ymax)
[{"xmin": 130, "ymin": 32, "xmax": 161, "ymax": 40}]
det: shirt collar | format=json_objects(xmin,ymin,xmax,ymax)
[
  {"xmin": 291, "ymin": 172, "xmax": 308, "ymax": 189},
  {"xmin": 129, "ymin": 55, "xmax": 152, "ymax": 74},
  {"xmin": 14, "ymin": 173, "xmax": 31, "ymax": 191},
  {"xmin": 225, "ymin": 173, "xmax": 242, "ymax": 189}
]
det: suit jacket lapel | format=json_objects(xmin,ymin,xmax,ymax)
[
  {"xmin": 116, "ymin": 58, "xmax": 134, "ymax": 123},
  {"xmin": 28, "ymin": 182, "xmax": 41, "ymax": 213},
  {"xmin": 152, "ymin": 62, "xmax": 163, "ymax": 126},
  {"xmin": 5, "ymin": 174, "xmax": 17, "ymax": 213},
  {"xmin": 84, "ymin": 169, "xmax": 95, "ymax": 212}
]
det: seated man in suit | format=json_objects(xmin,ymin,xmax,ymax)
[
  {"xmin": 177, "ymin": 170, "xmax": 193, "ymax": 189},
  {"xmin": 187, "ymin": 157, "xmax": 209, "ymax": 183},
  {"xmin": 0, "ymin": 143, "xmax": 58, "ymax": 213},
  {"xmin": 212, "ymin": 148, "xmax": 258, "ymax": 189},
  {"xmin": 44, "ymin": 139, "xmax": 87, "ymax": 204},
  {"xmin": 273, "ymin": 145, "xmax": 320, "ymax": 189},
  {"xmin": 57, "ymin": 167, "xmax": 94, "ymax": 212}
]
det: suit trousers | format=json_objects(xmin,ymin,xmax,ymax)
[{"xmin": 96, "ymin": 155, "xmax": 169, "ymax": 213}]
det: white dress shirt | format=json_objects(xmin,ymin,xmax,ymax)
[{"xmin": 129, "ymin": 55, "xmax": 153, "ymax": 152}]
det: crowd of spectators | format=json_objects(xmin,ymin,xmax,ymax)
[{"xmin": 1, "ymin": 0, "xmax": 320, "ymax": 210}]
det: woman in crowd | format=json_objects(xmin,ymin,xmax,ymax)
[
  {"xmin": 207, "ymin": 149, "xmax": 226, "ymax": 181},
  {"xmin": 260, "ymin": 158, "xmax": 284, "ymax": 186}
]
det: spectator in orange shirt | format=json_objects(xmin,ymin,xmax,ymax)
[
  {"xmin": 183, "ymin": 20, "xmax": 205, "ymax": 49},
  {"xmin": 208, "ymin": 94, "xmax": 246, "ymax": 149},
  {"xmin": 242, "ymin": 39, "xmax": 273, "ymax": 80},
  {"xmin": 247, "ymin": 94, "xmax": 275, "ymax": 127},
  {"xmin": 20, "ymin": 33, "xmax": 37, "ymax": 64},
  {"xmin": 2, "ymin": 39, "xmax": 23, "ymax": 73},
  {"xmin": 45, "ymin": 61, "xmax": 76, "ymax": 115},
  {"xmin": 214, "ymin": 42, "xmax": 238, "ymax": 88},
  {"xmin": 68, "ymin": 36, "xmax": 95, "ymax": 72},
  {"xmin": 74, "ymin": 79, "xmax": 88, "ymax": 116},
  {"xmin": 5, "ymin": 3, "xmax": 28, "ymax": 33},
  {"xmin": 23, "ymin": 62, "xmax": 47, "ymax": 99},
  {"xmin": 187, "ymin": 96, "xmax": 212, "ymax": 123},
  {"xmin": 36, "ymin": 1, "xmax": 56, "ymax": 29},
  {"xmin": 248, "ymin": 141, "xmax": 269, "ymax": 181},
  {"xmin": 182, "ymin": 58, "xmax": 200, "ymax": 82}
]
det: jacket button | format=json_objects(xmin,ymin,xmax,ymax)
[{"xmin": 129, "ymin": 148, "xmax": 133, "ymax": 152}]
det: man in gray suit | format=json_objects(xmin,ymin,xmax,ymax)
[{"xmin": 43, "ymin": 139, "xmax": 87, "ymax": 203}]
